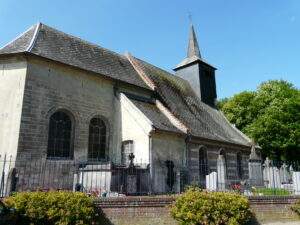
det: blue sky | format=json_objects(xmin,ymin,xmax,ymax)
[{"xmin": 0, "ymin": 0, "xmax": 299, "ymax": 98}]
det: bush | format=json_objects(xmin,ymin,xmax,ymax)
[
  {"xmin": 171, "ymin": 187, "xmax": 252, "ymax": 225},
  {"xmin": 292, "ymin": 199, "xmax": 300, "ymax": 216},
  {"xmin": 4, "ymin": 191, "xmax": 101, "ymax": 225}
]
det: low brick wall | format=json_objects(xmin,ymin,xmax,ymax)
[
  {"xmin": 249, "ymin": 196, "xmax": 300, "ymax": 223},
  {"xmin": 95, "ymin": 196, "xmax": 300, "ymax": 225},
  {"xmin": 95, "ymin": 196, "xmax": 176, "ymax": 225}
]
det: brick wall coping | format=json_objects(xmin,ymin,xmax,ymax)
[
  {"xmin": 94, "ymin": 195, "xmax": 300, "ymax": 208},
  {"xmin": 248, "ymin": 195, "xmax": 300, "ymax": 204},
  {"xmin": 94, "ymin": 196, "xmax": 176, "ymax": 208}
]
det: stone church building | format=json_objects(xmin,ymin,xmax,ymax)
[{"xmin": 0, "ymin": 23, "xmax": 261, "ymax": 194}]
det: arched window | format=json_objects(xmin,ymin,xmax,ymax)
[
  {"xmin": 219, "ymin": 149, "xmax": 226, "ymax": 164},
  {"xmin": 237, "ymin": 152, "xmax": 243, "ymax": 179},
  {"xmin": 47, "ymin": 111, "xmax": 73, "ymax": 159},
  {"xmin": 217, "ymin": 148, "xmax": 227, "ymax": 189},
  {"xmin": 218, "ymin": 148, "xmax": 227, "ymax": 175},
  {"xmin": 88, "ymin": 117, "xmax": 107, "ymax": 161},
  {"xmin": 199, "ymin": 146, "xmax": 209, "ymax": 188}
]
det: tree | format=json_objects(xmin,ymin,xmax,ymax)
[{"xmin": 219, "ymin": 80, "xmax": 300, "ymax": 163}]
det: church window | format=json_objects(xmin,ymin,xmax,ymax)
[
  {"xmin": 121, "ymin": 140, "xmax": 134, "ymax": 165},
  {"xmin": 88, "ymin": 117, "xmax": 107, "ymax": 161},
  {"xmin": 199, "ymin": 147, "xmax": 208, "ymax": 176},
  {"xmin": 47, "ymin": 111, "xmax": 74, "ymax": 159},
  {"xmin": 237, "ymin": 152, "xmax": 243, "ymax": 179}
]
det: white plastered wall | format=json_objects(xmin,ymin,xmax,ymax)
[
  {"xmin": 120, "ymin": 94, "xmax": 152, "ymax": 165},
  {"xmin": 0, "ymin": 59, "xmax": 27, "ymax": 159}
]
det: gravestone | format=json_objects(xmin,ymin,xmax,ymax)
[
  {"xmin": 206, "ymin": 172, "xmax": 217, "ymax": 191},
  {"xmin": 263, "ymin": 158, "xmax": 281, "ymax": 188},
  {"xmin": 249, "ymin": 146, "xmax": 263, "ymax": 186},
  {"xmin": 279, "ymin": 163, "xmax": 290, "ymax": 184},
  {"xmin": 126, "ymin": 175, "xmax": 137, "ymax": 194},
  {"xmin": 73, "ymin": 163, "xmax": 112, "ymax": 195}
]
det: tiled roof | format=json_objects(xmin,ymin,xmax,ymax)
[
  {"xmin": 0, "ymin": 23, "xmax": 150, "ymax": 89},
  {"xmin": 130, "ymin": 57, "xmax": 252, "ymax": 146},
  {"xmin": 129, "ymin": 99, "xmax": 183, "ymax": 134}
]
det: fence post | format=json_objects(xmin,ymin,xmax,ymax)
[
  {"xmin": 0, "ymin": 154, "xmax": 7, "ymax": 197},
  {"xmin": 293, "ymin": 171, "xmax": 300, "ymax": 195}
]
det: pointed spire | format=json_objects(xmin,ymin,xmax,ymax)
[{"xmin": 187, "ymin": 24, "xmax": 201, "ymax": 58}]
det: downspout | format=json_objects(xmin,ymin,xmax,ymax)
[
  {"xmin": 184, "ymin": 133, "xmax": 191, "ymax": 186},
  {"xmin": 184, "ymin": 133, "xmax": 191, "ymax": 168},
  {"xmin": 149, "ymin": 132, "xmax": 153, "ymax": 194}
]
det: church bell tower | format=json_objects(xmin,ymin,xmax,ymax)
[{"xmin": 174, "ymin": 24, "xmax": 217, "ymax": 107}]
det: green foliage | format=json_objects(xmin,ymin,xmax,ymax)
[
  {"xmin": 4, "ymin": 191, "xmax": 101, "ymax": 225},
  {"xmin": 219, "ymin": 80, "xmax": 300, "ymax": 162},
  {"xmin": 252, "ymin": 187, "xmax": 291, "ymax": 196},
  {"xmin": 292, "ymin": 199, "xmax": 300, "ymax": 216},
  {"xmin": 170, "ymin": 187, "xmax": 252, "ymax": 225}
]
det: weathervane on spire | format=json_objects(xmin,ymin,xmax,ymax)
[{"xmin": 188, "ymin": 12, "xmax": 193, "ymax": 25}]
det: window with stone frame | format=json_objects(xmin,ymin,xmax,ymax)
[
  {"xmin": 88, "ymin": 117, "xmax": 107, "ymax": 161},
  {"xmin": 237, "ymin": 152, "xmax": 243, "ymax": 179},
  {"xmin": 121, "ymin": 140, "xmax": 134, "ymax": 165},
  {"xmin": 47, "ymin": 111, "xmax": 73, "ymax": 159},
  {"xmin": 199, "ymin": 147, "xmax": 209, "ymax": 177},
  {"xmin": 218, "ymin": 148, "xmax": 228, "ymax": 177}
]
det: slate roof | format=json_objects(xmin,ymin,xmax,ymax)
[
  {"xmin": 0, "ymin": 23, "xmax": 150, "ymax": 89},
  {"xmin": 0, "ymin": 23, "xmax": 251, "ymax": 147},
  {"xmin": 174, "ymin": 24, "xmax": 216, "ymax": 70},
  {"xmin": 129, "ymin": 99, "xmax": 183, "ymax": 134},
  {"xmin": 131, "ymin": 57, "xmax": 251, "ymax": 146}
]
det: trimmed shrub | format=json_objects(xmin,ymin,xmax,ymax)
[
  {"xmin": 4, "ymin": 191, "xmax": 101, "ymax": 225},
  {"xmin": 292, "ymin": 199, "xmax": 300, "ymax": 216},
  {"xmin": 171, "ymin": 187, "xmax": 252, "ymax": 225}
]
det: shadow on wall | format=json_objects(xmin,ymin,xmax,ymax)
[
  {"xmin": 97, "ymin": 208, "xmax": 114, "ymax": 225},
  {"xmin": 247, "ymin": 217, "xmax": 262, "ymax": 225}
]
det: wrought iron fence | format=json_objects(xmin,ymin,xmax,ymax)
[
  {"xmin": 0, "ymin": 154, "xmax": 151, "ymax": 197},
  {"xmin": 261, "ymin": 158, "xmax": 300, "ymax": 196},
  {"xmin": 1, "ymin": 153, "xmax": 299, "ymax": 198}
]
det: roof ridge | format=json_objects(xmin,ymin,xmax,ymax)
[
  {"xmin": 132, "ymin": 55, "xmax": 189, "ymax": 83},
  {"xmin": 26, "ymin": 22, "xmax": 41, "ymax": 52},
  {"xmin": 0, "ymin": 23, "xmax": 38, "ymax": 50},
  {"xmin": 126, "ymin": 53, "xmax": 156, "ymax": 90}
]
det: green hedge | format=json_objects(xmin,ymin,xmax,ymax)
[
  {"xmin": 4, "ymin": 191, "xmax": 101, "ymax": 225},
  {"xmin": 171, "ymin": 187, "xmax": 253, "ymax": 225}
]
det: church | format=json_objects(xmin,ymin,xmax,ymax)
[{"xmin": 0, "ymin": 23, "xmax": 261, "ymax": 194}]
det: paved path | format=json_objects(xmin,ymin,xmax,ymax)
[{"xmin": 262, "ymin": 222, "xmax": 300, "ymax": 225}]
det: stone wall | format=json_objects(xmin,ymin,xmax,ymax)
[
  {"xmin": 187, "ymin": 142, "xmax": 250, "ymax": 187},
  {"xmin": 151, "ymin": 132, "xmax": 186, "ymax": 193},
  {"xmin": 18, "ymin": 57, "xmax": 117, "ymax": 160},
  {"xmin": 95, "ymin": 196, "xmax": 300, "ymax": 225}
]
